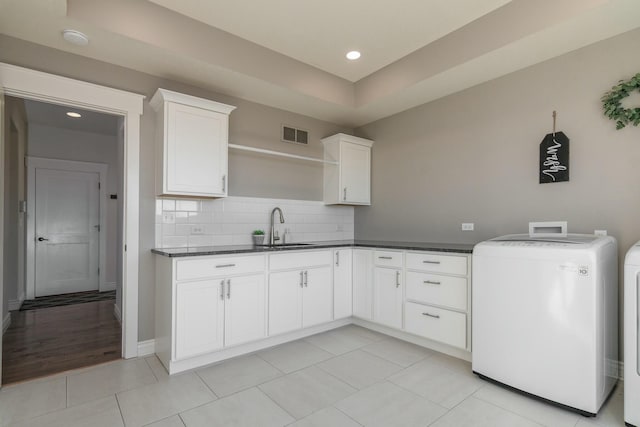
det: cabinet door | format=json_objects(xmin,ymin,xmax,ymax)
[
  {"xmin": 268, "ymin": 270, "xmax": 303, "ymax": 336},
  {"xmin": 175, "ymin": 279, "xmax": 225, "ymax": 360},
  {"xmin": 353, "ymin": 249, "xmax": 373, "ymax": 320},
  {"xmin": 224, "ymin": 274, "xmax": 266, "ymax": 347},
  {"xmin": 166, "ymin": 102, "xmax": 228, "ymax": 197},
  {"xmin": 340, "ymin": 141, "xmax": 370, "ymax": 204},
  {"xmin": 302, "ymin": 266, "xmax": 333, "ymax": 328},
  {"xmin": 333, "ymin": 249, "xmax": 353, "ymax": 319},
  {"xmin": 373, "ymin": 267, "xmax": 403, "ymax": 329}
]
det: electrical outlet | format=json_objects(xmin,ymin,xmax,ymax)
[
  {"xmin": 162, "ymin": 212, "xmax": 175, "ymax": 224},
  {"xmin": 191, "ymin": 225, "xmax": 204, "ymax": 235},
  {"xmin": 594, "ymin": 230, "xmax": 607, "ymax": 236},
  {"xmin": 336, "ymin": 224, "xmax": 344, "ymax": 232},
  {"xmin": 461, "ymin": 223, "xmax": 474, "ymax": 231}
]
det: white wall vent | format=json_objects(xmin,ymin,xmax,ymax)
[{"xmin": 282, "ymin": 125, "xmax": 309, "ymax": 145}]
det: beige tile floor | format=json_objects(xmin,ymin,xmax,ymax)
[{"xmin": 0, "ymin": 325, "xmax": 626, "ymax": 427}]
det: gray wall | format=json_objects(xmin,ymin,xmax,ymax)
[
  {"xmin": 355, "ymin": 28, "xmax": 640, "ymax": 257},
  {"xmin": 3, "ymin": 96, "xmax": 27, "ymax": 324},
  {"xmin": 27, "ymin": 123, "xmax": 120, "ymax": 289},
  {"xmin": 0, "ymin": 35, "xmax": 351, "ymax": 341}
]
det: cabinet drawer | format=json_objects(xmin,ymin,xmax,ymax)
[
  {"xmin": 406, "ymin": 272, "xmax": 467, "ymax": 311},
  {"xmin": 269, "ymin": 250, "xmax": 331, "ymax": 271},
  {"xmin": 176, "ymin": 255, "xmax": 265, "ymax": 281},
  {"xmin": 405, "ymin": 302, "xmax": 466, "ymax": 349},
  {"xmin": 373, "ymin": 250, "xmax": 403, "ymax": 268},
  {"xmin": 406, "ymin": 252, "xmax": 467, "ymax": 275}
]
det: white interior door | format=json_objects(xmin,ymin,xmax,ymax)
[{"xmin": 35, "ymin": 167, "xmax": 100, "ymax": 296}]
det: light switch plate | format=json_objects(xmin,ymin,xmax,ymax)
[
  {"xmin": 461, "ymin": 223, "xmax": 474, "ymax": 231},
  {"xmin": 594, "ymin": 230, "xmax": 607, "ymax": 236}
]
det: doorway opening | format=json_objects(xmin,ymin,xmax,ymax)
[{"xmin": 2, "ymin": 98, "xmax": 124, "ymax": 383}]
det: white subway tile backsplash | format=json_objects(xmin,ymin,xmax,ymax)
[{"xmin": 155, "ymin": 196, "xmax": 354, "ymax": 248}]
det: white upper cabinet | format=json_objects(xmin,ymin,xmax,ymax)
[
  {"xmin": 322, "ymin": 133, "xmax": 374, "ymax": 205},
  {"xmin": 150, "ymin": 88, "xmax": 236, "ymax": 198}
]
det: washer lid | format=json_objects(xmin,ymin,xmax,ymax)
[{"xmin": 489, "ymin": 233, "xmax": 600, "ymax": 247}]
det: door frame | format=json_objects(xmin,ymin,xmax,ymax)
[
  {"xmin": 0, "ymin": 62, "xmax": 144, "ymax": 363},
  {"xmin": 26, "ymin": 157, "xmax": 108, "ymax": 299}
]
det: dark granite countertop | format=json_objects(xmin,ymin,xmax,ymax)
[{"xmin": 152, "ymin": 239, "xmax": 474, "ymax": 257}]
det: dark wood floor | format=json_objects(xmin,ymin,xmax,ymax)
[{"xmin": 2, "ymin": 300, "xmax": 121, "ymax": 384}]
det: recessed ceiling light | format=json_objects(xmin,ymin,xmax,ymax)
[
  {"xmin": 346, "ymin": 51, "xmax": 361, "ymax": 61},
  {"xmin": 66, "ymin": 112, "xmax": 82, "ymax": 118},
  {"xmin": 62, "ymin": 29, "xmax": 89, "ymax": 46}
]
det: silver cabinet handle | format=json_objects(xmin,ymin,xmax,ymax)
[
  {"xmin": 343, "ymin": 187, "xmax": 347, "ymax": 201},
  {"xmin": 304, "ymin": 270, "xmax": 308, "ymax": 287},
  {"xmin": 220, "ymin": 280, "xmax": 225, "ymax": 300},
  {"xmin": 336, "ymin": 251, "xmax": 340, "ymax": 266},
  {"xmin": 300, "ymin": 271, "xmax": 304, "ymax": 288},
  {"xmin": 422, "ymin": 312, "xmax": 440, "ymax": 319},
  {"xmin": 423, "ymin": 260, "xmax": 441, "ymax": 264},
  {"xmin": 227, "ymin": 279, "xmax": 231, "ymax": 299},
  {"xmin": 396, "ymin": 271, "xmax": 400, "ymax": 288},
  {"xmin": 378, "ymin": 256, "xmax": 392, "ymax": 260},
  {"xmin": 222, "ymin": 175, "xmax": 226, "ymax": 192},
  {"xmin": 424, "ymin": 280, "xmax": 441, "ymax": 285},
  {"xmin": 216, "ymin": 263, "xmax": 236, "ymax": 268}
]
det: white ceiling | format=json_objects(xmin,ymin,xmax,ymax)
[
  {"xmin": 23, "ymin": 99, "xmax": 121, "ymax": 136},
  {"xmin": 1, "ymin": 0, "xmax": 640, "ymax": 127},
  {"xmin": 147, "ymin": 0, "xmax": 512, "ymax": 82}
]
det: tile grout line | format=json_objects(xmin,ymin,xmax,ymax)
[
  {"xmin": 114, "ymin": 393, "xmax": 127, "ymax": 427},
  {"xmin": 332, "ymin": 404, "xmax": 366, "ymax": 426},
  {"xmin": 254, "ymin": 385, "xmax": 301, "ymax": 423}
]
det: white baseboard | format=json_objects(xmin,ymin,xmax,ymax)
[
  {"xmin": 100, "ymin": 282, "xmax": 116, "ymax": 292},
  {"xmin": 138, "ymin": 339, "xmax": 156, "ymax": 357},
  {"xmin": 113, "ymin": 303, "xmax": 122, "ymax": 325},
  {"xmin": 8, "ymin": 295, "xmax": 25, "ymax": 311},
  {"xmin": 2, "ymin": 312, "xmax": 11, "ymax": 335}
]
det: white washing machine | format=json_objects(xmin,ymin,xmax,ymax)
[
  {"xmin": 472, "ymin": 233, "xmax": 618, "ymax": 416},
  {"xmin": 625, "ymin": 241, "xmax": 640, "ymax": 426}
]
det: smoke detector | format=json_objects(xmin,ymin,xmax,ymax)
[{"xmin": 62, "ymin": 29, "xmax": 89, "ymax": 46}]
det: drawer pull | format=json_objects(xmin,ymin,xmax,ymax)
[
  {"xmin": 396, "ymin": 271, "xmax": 400, "ymax": 288},
  {"xmin": 423, "ymin": 260, "xmax": 441, "ymax": 264},
  {"xmin": 422, "ymin": 312, "xmax": 440, "ymax": 319},
  {"xmin": 424, "ymin": 280, "xmax": 441, "ymax": 285},
  {"xmin": 300, "ymin": 271, "xmax": 304, "ymax": 288},
  {"xmin": 216, "ymin": 263, "xmax": 236, "ymax": 268},
  {"xmin": 220, "ymin": 280, "xmax": 225, "ymax": 300},
  {"xmin": 378, "ymin": 256, "xmax": 393, "ymax": 260},
  {"xmin": 227, "ymin": 279, "xmax": 231, "ymax": 299}
]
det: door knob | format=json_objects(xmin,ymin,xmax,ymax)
[{"xmin": 37, "ymin": 237, "xmax": 49, "ymax": 242}]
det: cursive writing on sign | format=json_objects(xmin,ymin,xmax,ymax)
[{"xmin": 542, "ymin": 136, "xmax": 567, "ymax": 181}]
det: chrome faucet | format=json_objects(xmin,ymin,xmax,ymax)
[{"xmin": 269, "ymin": 207, "xmax": 285, "ymax": 245}]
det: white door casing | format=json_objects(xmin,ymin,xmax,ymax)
[
  {"xmin": 29, "ymin": 159, "xmax": 106, "ymax": 297},
  {"xmin": 0, "ymin": 62, "xmax": 143, "ymax": 368},
  {"xmin": 0, "ymin": 87, "xmax": 5, "ymax": 380}
]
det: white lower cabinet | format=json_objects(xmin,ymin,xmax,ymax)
[
  {"xmin": 175, "ymin": 273, "xmax": 266, "ymax": 360},
  {"xmin": 175, "ymin": 279, "xmax": 225, "ymax": 360},
  {"xmin": 268, "ymin": 250, "xmax": 333, "ymax": 336},
  {"xmin": 223, "ymin": 274, "xmax": 267, "ymax": 347},
  {"xmin": 268, "ymin": 265, "xmax": 333, "ymax": 336},
  {"xmin": 405, "ymin": 302, "xmax": 466, "ymax": 349},
  {"xmin": 155, "ymin": 246, "xmax": 471, "ymax": 375},
  {"xmin": 268, "ymin": 270, "xmax": 303, "ymax": 335},
  {"xmin": 352, "ymin": 249, "xmax": 373, "ymax": 320},
  {"xmin": 373, "ymin": 267, "xmax": 403, "ymax": 329},
  {"xmin": 333, "ymin": 249, "xmax": 353, "ymax": 319}
]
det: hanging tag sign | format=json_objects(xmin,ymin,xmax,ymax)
[{"xmin": 539, "ymin": 111, "xmax": 569, "ymax": 184}]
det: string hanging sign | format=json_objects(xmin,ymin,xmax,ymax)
[{"xmin": 539, "ymin": 111, "xmax": 569, "ymax": 184}]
